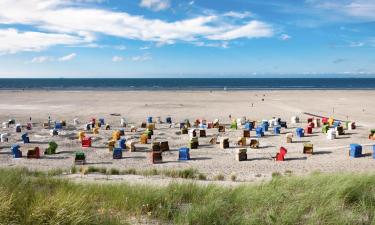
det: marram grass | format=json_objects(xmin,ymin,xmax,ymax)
[{"xmin": 0, "ymin": 168, "xmax": 374, "ymax": 225}]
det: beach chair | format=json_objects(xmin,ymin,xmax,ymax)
[
  {"xmin": 11, "ymin": 144, "xmax": 22, "ymax": 158},
  {"xmin": 108, "ymin": 140, "xmax": 116, "ymax": 152},
  {"xmin": 147, "ymin": 123, "xmax": 155, "ymax": 131},
  {"xmin": 105, "ymin": 124, "xmax": 111, "ymax": 130},
  {"xmin": 218, "ymin": 125, "xmax": 225, "ymax": 133},
  {"xmin": 130, "ymin": 126, "xmax": 137, "ymax": 132},
  {"xmin": 327, "ymin": 129, "xmax": 336, "ymax": 140},
  {"xmin": 27, "ymin": 147, "xmax": 40, "ymax": 159},
  {"xmin": 303, "ymin": 143, "xmax": 313, "ymax": 154},
  {"xmin": 220, "ymin": 137, "xmax": 229, "ymax": 149},
  {"xmin": 181, "ymin": 127, "xmax": 188, "ymax": 134},
  {"xmin": 26, "ymin": 122, "xmax": 32, "ymax": 130},
  {"xmin": 113, "ymin": 148, "xmax": 123, "ymax": 159},
  {"xmin": 160, "ymin": 141, "xmax": 169, "ymax": 151},
  {"xmin": 313, "ymin": 118, "xmax": 321, "ymax": 128},
  {"xmin": 261, "ymin": 121, "xmax": 269, "ymax": 132},
  {"xmin": 119, "ymin": 138, "xmax": 126, "ymax": 149},
  {"xmin": 85, "ymin": 123, "xmax": 91, "ymax": 131},
  {"xmin": 0, "ymin": 133, "xmax": 9, "ymax": 142},
  {"xmin": 322, "ymin": 124, "xmax": 329, "ymax": 134},
  {"xmin": 126, "ymin": 140, "xmax": 136, "ymax": 152},
  {"xmin": 81, "ymin": 137, "xmax": 92, "ymax": 148},
  {"xmin": 230, "ymin": 119, "xmax": 238, "ymax": 130},
  {"xmin": 328, "ymin": 117, "xmax": 334, "ymax": 126},
  {"xmin": 112, "ymin": 130, "xmax": 121, "ymax": 141},
  {"xmin": 250, "ymin": 139, "xmax": 259, "ymax": 148},
  {"xmin": 2, "ymin": 122, "xmax": 8, "ymax": 129},
  {"xmin": 73, "ymin": 118, "xmax": 79, "ymax": 125},
  {"xmin": 273, "ymin": 126, "xmax": 281, "ymax": 135},
  {"xmin": 152, "ymin": 142, "xmax": 161, "ymax": 152},
  {"xmin": 150, "ymin": 151, "xmax": 162, "ymax": 164},
  {"xmin": 78, "ymin": 131, "xmax": 85, "ymax": 141},
  {"xmin": 99, "ymin": 118, "xmax": 105, "ymax": 126},
  {"xmin": 120, "ymin": 117, "xmax": 127, "ymax": 127},
  {"xmin": 305, "ymin": 126, "xmax": 312, "ymax": 135},
  {"xmin": 21, "ymin": 133, "xmax": 30, "ymax": 144},
  {"xmin": 369, "ymin": 129, "xmax": 375, "ymax": 140},
  {"xmin": 184, "ymin": 119, "xmax": 191, "ymax": 128},
  {"xmin": 243, "ymin": 130, "xmax": 250, "ymax": 138},
  {"xmin": 189, "ymin": 129, "xmax": 197, "ymax": 138},
  {"xmin": 286, "ymin": 133, "xmax": 293, "ymax": 143},
  {"xmin": 144, "ymin": 129, "xmax": 152, "ymax": 139},
  {"xmin": 291, "ymin": 116, "xmax": 299, "ymax": 124},
  {"xmin": 189, "ymin": 137, "xmax": 199, "ymax": 149},
  {"xmin": 213, "ymin": 119, "xmax": 220, "ymax": 128},
  {"xmin": 335, "ymin": 126, "xmax": 344, "ymax": 135},
  {"xmin": 199, "ymin": 129, "xmax": 206, "ymax": 137},
  {"xmin": 296, "ymin": 128, "xmax": 304, "ymax": 138},
  {"xmin": 207, "ymin": 122, "xmax": 213, "ymax": 129},
  {"xmin": 275, "ymin": 147, "xmax": 287, "ymax": 161},
  {"xmin": 308, "ymin": 121, "xmax": 315, "ymax": 129},
  {"xmin": 349, "ymin": 144, "xmax": 362, "ymax": 158},
  {"xmin": 147, "ymin": 117, "xmax": 153, "ymax": 124},
  {"xmin": 244, "ymin": 122, "xmax": 253, "ymax": 131},
  {"xmin": 54, "ymin": 122, "xmax": 63, "ymax": 130},
  {"xmin": 209, "ymin": 136, "xmax": 218, "ymax": 145},
  {"xmin": 349, "ymin": 122, "xmax": 356, "ymax": 130},
  {"xmin": 140, "ymin": 134, "xmax": 148, "ymax": 144},
  {"xmin": 45, "ymin": 141, "xmax": 58, "ymax": 155},
  {"xmin": 236, "ymin": 148, "xmax": 247, "ymax": 161},
  {"xmin": 74, "ymin": 151, "xmax": 86, "ymax": 165},
  {"xmin": 307, "ymin": 118, "xmax": 313, "ymax": 123},
  {"xmin": 179, "ymin": 147, "xmax": 190, "ymax": 161},
  {"xmin": 118, "ymin": 128, "xmax": 125, "ymax": 136},
  {"xmin": 15, "ymin": 124, "xmax": 21, "ymax": 133},
  {"xmin": 255, "ymin": 127, "xmax": 264, "ymax": 138},
  {"xmin": 237, "ymin": 137, "xmax": 246, "ymax": 146},
  {"xmin": 166, "ymin": 117, "xmax": 172, "ymax": 124},
  {"xmin": 93, "ymin": 127, "xmax": 99, "ymax": 135},
  {"xmin": 8, "ymin": 119, "xmax": 15, "ymax": 125},
  {"xmin": 50, "ymin": 129, "xmax": 59, "ymax": 136}
]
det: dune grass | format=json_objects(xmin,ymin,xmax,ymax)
[{"xmin": 0, "ymin": 168, "xmax": 374, "ymax": 224}]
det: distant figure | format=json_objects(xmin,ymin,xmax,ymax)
[
  {"xmin": 261, "ymin": 98, "xmax": 264, "ymax": 101},
  {"xmin": 229, "ymin": 114, "xmax": 232, "ymax": 120},
  {"xmin": 29, "ymin": 117, "xmax": 32, "ymax": 121},
  {"xmin": 251, "ymin": 103, "xmax": 254, "ymax": 107}
]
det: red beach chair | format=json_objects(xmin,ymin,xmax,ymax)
[
  {"xmin": 275, "ymin": 147, "xmax": 287, "ymax": 161},
  {"xmin": 82, "ymin": 137, "xmax": 92, "ymax": 148}
]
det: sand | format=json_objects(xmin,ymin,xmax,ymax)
[{"xmin": 0, "ymin": 90, "xmax": 374, "ymax": 184}]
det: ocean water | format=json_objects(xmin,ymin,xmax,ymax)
[{"xmin": 0, "ymin": 78, "xmax": 375, "ymax": 90}]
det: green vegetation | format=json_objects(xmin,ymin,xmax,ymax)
[{"xmin": 1, "ymin": 168, "xmax": 375, "ymax": 224}]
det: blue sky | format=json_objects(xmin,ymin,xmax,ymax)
[{"xmin": 0, "ymin": 0, "xmax": 374, "ymax": 78}]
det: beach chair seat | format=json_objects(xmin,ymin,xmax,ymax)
[
  {"xmin": 296, "ymin": 128, "xmax": 304, "ymax": 138},
  {"xmin": 160, "ymin": 141, "xmax": 169, "ymax": 151},
  {"xmin": 307, "ymin": 118, "xmax": 313, "ymax": 123},
  {"xmin": 26, "ymin": 122, "xmax": 32, "ymax": 130},
  {"xmin": 230, "ymin": 120, "xmax": 238, "ymax": 129},
  {"xmin": 15, "ymin": 124, "xmax": 21, "ymax": 133},
  {"xmin": 119, "ymin": 138, "xmax": 126, "ymax": 149},
  {"xmin": 305, "ymin": 126, "xmax": 312, "ymax": 134},
  {"xmin": 0, "ymin": 133, "xmax": 9, "ymax": 142},
  {"xmin": 291, "ymin": 116, "xmax": 299, "ymax": 124},
  {"xmin": 243, "ymin": 130, "xmax": 250, "ymax": 138},
  {"xmin": 144, "ymin": 129, "xmax": 153, "ymax": 139},
  {"xmin": 140, "ymin": 134, "xmax": 148, "ymax": 144},
  {"xmin": 130, "ymin": 126, "xmax": 137, "ymax": 132},
  {"xmin": 126, "ymin": 140, "xmax": 136, "ymax": 152},
  {"xmin": 255, "ymin": 127, "xmax": 264, "ymax": 138},
  {"xmin": 349, "ymin": 144, "xmax": 362, "ymax": 158},
  {"xmin": 275, "ymin": 147, "xmax": 287, "ymax": 161},
  {"xmin": 27, "ymin": 147, "xmax": 40, "ymax": 159},
  {"xmin": 166, "ymin": 117, "xmax": 172, "ymax": 124},
  {"xmin": 113, "ymin": 148, "xmax": 123, "ymax": 159},
  {"xmin": 249, "ymin": 139, "xmax": 259, "ymax": 148},
  {"xmin": 120, "ymin": 117, "xmax": 127, "ymax": 127},
  {"xmin": 327, "ymin": 129, "xmax": 336, "ymax": 140},
  {"xmin": 236, "ymin": 148, "xmax": 247, "ymax": 161},
  {"xmin": 261, "ymin": 121, "xmax": 269, "ymax": 132},
  {"xmin": 45, "ymin": 141, "xmax": 58, "ymax": 155},
  {"xmin": 21, "ymin": 133, "xmax": 30, "ymax": 144},
  {"xmin": 218, "ymin": 125, "xmax": 225, "ymax": 132},
  {"xmin": 108, "ymin": 140, "xmax": 116, "ymax": 152},
  {"xmin": 209, "ymin": 136, "xmax": 218, "ymax": 145},
  {"xmin": 74, "ymin": 152, "xmax": 86, "ymax": 165},
  {"xmin": 99, "ymin": 118, "xmax": 105, "ymax": 125},
  {"xmin": 349, "ymin": 122, "xmax": 356, "ymax": 130},
  {"xmin": 313, "ymin": 118, "xmax": 321, "ymax": 128},
  {"xmin": 335, "ymin": 126, "xmax": 344, "ymax": 135},
  {"xmin": 150, "ymin": 151, "xmax": 162, "ymax": 164},
  {"xmin": 54, "ymin": 122, "xmax": 63, "ymax": 130},
  {"xmin": 147, "ymin": 123, "xmax": 155, "ymax": 131},
  {"xmin": 199, "ymin": 129, "xmax": 206, "ymax": 137},
  {"xmin": 178, "ymin": 147, "xmax": 190, "ymax": 161},
  {"xmin": 189, "ymin": 137, "xmax": 199, "ymax": 149},
  {"xmin": 286, "ymin": 133, "xmax": 293, "ymax": 143},
  {"xmin": 81, "ymin": 137, "xmax": 92, "ymax": 148},
  {"xmin": 220, "ymin": 137, "xmax": 229, "ymax": 149},
  {"xmin": 303, "ymin": 143, "xmax": 313, "ymax": 154},
  {"xmin": 188, "ymin": 129, "xmax": 197, "ymax": 138},
  {"xmin": 181, "ymin": 127, "xmax": 188, "ymax": 134},
  {"xmin": 50, "ymin": 129, "xmax": 59, "ymax": 136},
  {"xmin": 119, "ymin": 129, "xmax": 125, "ymax": 136},
  {"xmin": 11, "ymin": 144, "xmax": 22, "ymax": 158},
  {"xmin": 237, "ymin": 137, "xmax": 246, "ymax": 146},
  {"xmin": 105, "ymin": 124, "xmax": 111, "ymax": 130},
  {"xmin": 112, "ymin": 130, "xmax": 121, "ymax": 141},
  {"xmin": 273, "ymin": 126, "xmax": 281, "ymax": 135},
  {"xmin": 152, "ymin": 142, "xmax": 161, "ymax": 152},
  {"xmin": 244, "ymin": 122, "xmax": 253, "ymax": 131}
]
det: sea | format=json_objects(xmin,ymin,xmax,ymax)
[{"xmin": 0, "ymin": 78, "xmax": 375, "ymax": 90}]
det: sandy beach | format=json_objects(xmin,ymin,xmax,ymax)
[{"xmin": 0, "ymin": 90, "xmax": 374, "ymax": 183}]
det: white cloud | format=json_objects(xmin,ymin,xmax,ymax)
[
  {"xmin": 207, "ymin": 21, "xmax": 273, "ymax": 41},
  {"xmin": 0, "ymin": 28, "xmax": 85, "ymax": 54},
  {"xmin": 131, "ymin": 54, "xmax": 152, "ymax": 61},
  {"xmin": 58, "ymin": 53, "xmax": 77, "ymax": 61},
  {"xmin": 0, "ymin": 0, "xmax": 274, "ymax": 53},
  {"xmin": 31, "ymin": 56, "xmax": 53, "ymax": 63},
  {"xmin": 112, "ymin": 56, "xmax": 124, "ymax": 62},
  {"xmin": 140, "ymin": 0, "xmax": 170, "ymax": 11},
  {"xmin": 223, "ymin": 11, "xmax": 253, "ymax": 19},
  {"xmin": 279, "ymin": 34, "xmax": 291, "ymax": 41},
  {"xmin": 115, "ymin": 45, "xmax": 126, "ymax": 50}
]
